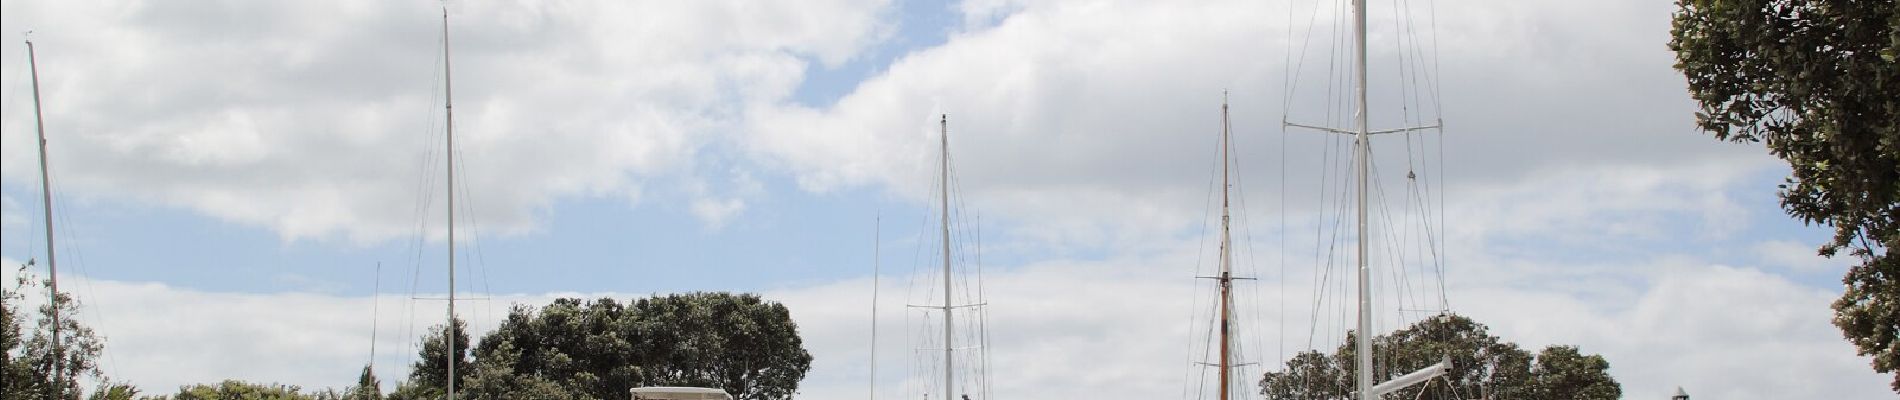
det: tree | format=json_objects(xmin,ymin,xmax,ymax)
[
  {"xmin": 405, "ymin": 317, "xmax": 471, "ymax": 399},
  {"xmin": 1, "ymin": 264, "xmax": 32, "ymax": 398},
  {"xmin": 154, "ymin": 380, "xmax": 317, "ymax": 400},
  {"xmin": 2, "ymin": 262, "xmax": 108, "ymax": 400},
  {"xmin": 344, "ymin": 364, "xmax": 382, "ymax": 400},
  {"xmin": 459, "ymin": 337, "xmax": 579, "ymax": 400},
  {"xmin": 1668, "ymin": 0, "xmax": 1900, "ymax": 391},
  {"xmin": 84, "ymin": 382, "xmax": 138, "ymax": 400},
  {"xmin": 1259, "ymin": 314, "xmax": 1619, "ymax": 399},
  {"xmin": 628, "ymin": 293, "xmax": 812, "ymax": 400},
  {"xmin": 466, "ymin": 293, "xmax": 813, "ymax": 400},
  {"xmin": 1527, "ymin": 346, "xmax": 1619, "ymax": 399}
]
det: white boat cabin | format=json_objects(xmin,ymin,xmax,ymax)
[{"xmin": 629, "ymin": 387, "xmax": 732, "ymax": 400}]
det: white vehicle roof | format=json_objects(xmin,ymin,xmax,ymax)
[{"xmin": 629, "ymin": 387, "xmax": 732, "ymax": 400}]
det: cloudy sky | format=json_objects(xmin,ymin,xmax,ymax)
[{"xmin": 0, "ymin": 0, "xmax": 1891, "ymax": 399}]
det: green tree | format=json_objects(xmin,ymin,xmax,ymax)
[
  {"xmin": 405, "ymin": 318, "xmax": 471, "ymax": 399},
  {"xmin": 382, "ymin": 381, "xmax": 429, "ymax": 400},
  {"xmin": 1257, "ymin": 351, "xmax": 1350, "ymax": 399},
  {"xmin": 2, "ymin": 262, "xmax": 108, "ymax": 400},
  {"xmin": 1527, "ymin": 346, "xmax": 1619, "ymax": 399},
  {"xmin": 459, "ymin": 337, "xmax": 579, "ymax": 400},
  {"xmin": 629, "ymin": 293, "xmax": 812, "ymax": 400},
  {"xmin": 343, "ymin": 364, "xmax": 381, "ymax": 400},
  {"xmin": 1668, "ymin": 0, "xmax": 1899, "ymax": 391},
  {"xmin": 470, "ymin": 299, "xmax": 639, "ymax": 399},
  {"xmin": 151, "ymin": 380, "xmax": 316, "ymax": 400},
  {"xmin": 1, "ymin": 264, "xmax": 32, "ymax": 398},
  {"xmin": 1259, "ymin": 314, "xmax": 1618, "ymax": 400},
  {"xmin": 84, "ymin": 382, "xmax": 138, "ymax": 400},
  {"xmin": 467, "ymin": 293, "xmax": 812, "ymax": 400}
]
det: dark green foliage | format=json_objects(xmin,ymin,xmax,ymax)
[
  {"xmin": 466, "ymin": 293, "xmax": 812, "ymax": 400},
  {"xmin": 404, "ymin": 317, "xmax": 471, "ymax": 399},
  {"xmin": 153, "ymin": 380, "xmax": 317, "ymax": 400},
  {"xmin": 1, "ymin": 265, "xmax": 30, "ymax": 398},
  {"xmin": 85, "ymin": 382, "xmax": 139, "ymax": 400},
  {"xmin": 381, "ymin": 381, "xmax": 429, "ymax": 400},
  {"xmin": 2, "ymin": 263, "xmax": 108, "ymax": 400},
  {"xmin": 1669, "ymin": 0, "xmax": 1899, "ymax": 391},
  {"xmin": 1528, "ymin": 346, "xmax": 1620, "ymax": 399},
  {"xmin": 344, "ymin": 365, "xmax": 381, "ymax": 400},
  {"xmin": 1259, "ymin": 314, "xmax": 1619, "ymax": 400},
  {"xmin": 459, "ymin": 338, "xmax": 579, "ymax": 400}
]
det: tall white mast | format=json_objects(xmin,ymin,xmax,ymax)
[
  {"xmin": 441, "ymin": 7, "xmax": 459, "ymax": 400},
  {"xmin": 1217, "ymin": 95, "xmax": 1235, "ymax": 400},
  {"xmin": 1347, "ymin": 1, "xmax": 1453, "ymax": 398},
  {"xmin": 1352, "ymin": 0, "xmax": 1373, "ymax": 397},
  {"xmin": 26, "ymin": 36, "xmax": 67, "ymax": 400},
  {"xmin": 939, "ymin": 114, "xmax": 954, "ymax": 400}
]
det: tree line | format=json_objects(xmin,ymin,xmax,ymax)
[
  {"xmin": 1259, "ymin": 314, "xmax": 1619, "ymax": 399},
  {"xmin": 2, "ymin": 274, "xmax": 814, "ymax": 400}
]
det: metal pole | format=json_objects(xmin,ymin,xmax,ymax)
[
  {"xmin": 870, "ymin": 214, "xmax": 880, "ymax": 400},
  {"xmin": 1352, "ymin": 0, "xmax": 1374, "ymax": 398},
  {"xmin": 1218, "ymin": 95, "xmax": 1233, "ymax": 400},
  {"xmin": 27, "ymin": 37, "xmax": 66, "ymax": 400},
  {"xmin": 940, "ymin": 115, "xmax": 954, "ymax": 400},
  {"xmin": 442, "ymin": 7, "xmax": 458, "ymax": 400}
]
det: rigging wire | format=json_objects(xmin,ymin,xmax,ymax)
[
  {"xmin": 402, "ymin": 21, "xmax": 449, "ymax": 369},
  {"xmin": 1178, "ymin": 118, "xmax": 1223, "ymax": 400},
  {"xmin": 6, "ymin": 43, "xmax": 29, "ymax": 260},
  {"xmin": 44, "ymin": 145, "xmax": 124, "ymax": 381}
]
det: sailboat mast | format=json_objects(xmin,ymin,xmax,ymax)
[
  {"xmin": 1352, "ymin": 0, "xmax": 1373, "ymax": 397},
  {"xmin": 1217, "ymin": 95, "xmax": 1234, "ymax": 400},
  {"xmin": 26, "ymin": 37, "xmax": 66, "ymax": 400},
  {"xmin": 870, "ymin": 214, "xmax": 881, "ymax": 400},
  {"xmin": 441, "ymin": 7, "xmax": 458, "ymax": 400},
  {"xmin": 939, "ymin": 114, "xmax": 954, "ymax": 400}
]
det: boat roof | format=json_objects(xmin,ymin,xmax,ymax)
[{"xmin": 630, "ymin": 387, "xmax": 730, "ymax": 394}]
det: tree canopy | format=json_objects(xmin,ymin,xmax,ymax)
[
  {"xmin": 387, "ymin": 292, "xmax": 811, "ymax": 400},
  {"xmin": 3, "ymin": 263, "xmax": 110, "ymax": 400},
  {"xmin": 1259, "ymin": 314, "xmax": 1619, "ymax": 400},
  {"xmin": 468, "ymin": 293, "xmax": 812, "ymax": 400},
  {"xmin": 1669, "ymin": 0, "xmax": 1899, "ymax": 391},
  {"xmin": 151, "ymin": 380, "xmax": 319, "ymax": 400},
  {"xmin": 401, "ymin": 317, "xmax": 472, "ymax": 399}
]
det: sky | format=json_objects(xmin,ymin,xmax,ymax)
[{"xmin": 0, "ymin": 0, "xmax": 1891, "ymax": 399}]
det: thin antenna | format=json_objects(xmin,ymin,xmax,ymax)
[
  {"xmin": 26, "ymin": 35, "xmax": 68, "ymax": 400},
  {"xmin": 869, "ymin": 212, "xmax": 881, "ymax": 400},
  {"xmin": 370, "ymin": 262, "xmax": 383, "ymax": 364}
]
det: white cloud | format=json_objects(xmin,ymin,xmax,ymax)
[
  {"xmin": 685, "ymin": 167, "xmax": 764, "ymax": 230},
  {"xmin": 1458, "ymin": 261, "xmax": 1889, "ymax": 399},
  {"xmin": 1752, "ymin": 239, "xmax": 1852, "ymax": 273},
  {"xmin": 743, "ymin": 0, "xmax": 1771, "ymax": 253},
  {"xmin": 0, "ymin": 0, "xmax": 893, "ymax": 242},
  {"xmin": 689, "ymin": 197, "xmax": 746, "ymax": 231},
  {"xmin": 1, "ymin": 194, "xmax": 24, "ymax": 230}
]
